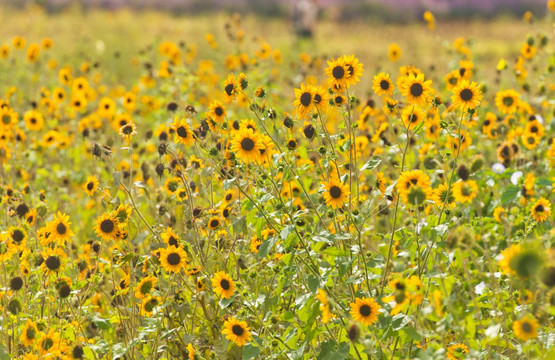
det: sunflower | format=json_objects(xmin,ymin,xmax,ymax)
[
  {"xmin": 322, "ymin": 177, "xmax": 350, "ymax": 209},
  {"xmin": 95, "ymin": 213, "xmax": 121, "ymax": 241},
  {"xmin": 531, "ymin": 198, "xmax": 551, "ymax": 222},
  {"xmin": 0, "ymin": 235, "xmax": 16, "ymax": 262},
  {"xmin": 135, "ymin": 275, "xmax": 157, "ymax": 299},
  {"xmin": 207, "ymin": 216, "xmax": 221, "ymax": 230},
  {"xmin": 119, "ymin": 121, "xmax": 137, "ymax": 139},
  {"xmin": 400, "ymin": 73, "xmax": 433, "ymax": 106},
  {"xmin": 170, "ymin": 117, "xmax": 195, "ymax": 146},
  {"xmin": 452, "ymin": 180, "xmax": 478, "ymax": 204},
  {"xmin": 26, "ymin": 208, "xmax": 37, "ymax": 226},
  {"xmin": 447, "ymin": 344, "xmax": 469, "ymax": 360},
  {"xmin": 341, "ymin": 55, "xmax": 364, "ymax": 87},
  {"xmin": 222, "ymin": 317, "xmax": 252, "ymax": 346},
  {"xmin": 498, "ymin": 244, "xmax": 521, "ymax": 275},
  {"xmin": 372, "ymin": 72, "xmax": 395, "ymax": 97},
  {"xmin": 293, "ymin": 83, "xmax": 315, "ymax": 119},
  {"xmin": 250, "ymin": 236, "xmax": 262, "ymax": 253},
  {"xmin": 433, "ymin": 184, "xmax": 456, "ymax": 209},
  {"xmin": 312, "ymin": 85, "xmax": 329, "ymax": 113},
  {"xmin": 524, "ymin": 119, "xmax": 544, "ymax": 137},
  {"xmin": 388, "ymin": 43, "xmax": 401, "ymax": 62},
  {"xmin": 161, "ymin": 227, "xmax": 180, "ymax": 247},
  {"xmin": 223, "ymin": 73, "xmax": 238, "ymax": 103},
  {"xmin": 83, "ymin": 175, "xmax": 99, "ymax": 196},
  {"xmin": 325, "ymin": 57, "xmax": 349, "ymax": 89},
  {"xmin": 8, "ymin": 226, "xmax": 27, "ymax": 248},
  {"xmin": 212, "ymin": 271, "xmax": 235, "ymax": 299},
  {"xmin": 208, "ymin": 100, "xmax": 226, "ymax": 124},
  {"xmin": 401, "ymin": 106, "xmax": 425, "ymax": 131},
  {"xmin": 140, "ymin": 295, "xmax": 162, "ymax": 317},
  {"xmin": 160, "ymin": 246, "xmax": 188, "ymax": 273},
  {"xmin": 196, "ymin": 278, "xmax": 205, "ymax": 292},
  {"xmin": 521, "ymin": 132, "xmax": 540, "ymax": 150},
  {"xmin": 350, "ymin": 297, "xmax": 381, "ymax": 326},
  {"xmin": 397, "ymin": 170, "xmax": 431, "ymax": 204},
  {"xmin": 20, "ymin": 319, "xmax": 39, "ymax": 346},
  {"xmin": 316, "ymin": 289, "xmax": 335, "ymax": 323},
  {"xmin": 186, "ymin": 266, "xmax": 201, "ymax": 276},
  {"xmin": 451, "ymin": 80, "xmax": 482, "ymax": 111},
  {"xmin": 495, "ymin": 89, "xmax": 520, "ymax": 114},
  {"xmin": 48, "ymin": 212, "xmax": 75, "ymax": 245},
  {"xmin": 36, "ymin": 329, "xmax": 61, "ymax": 356},
  {"xmin": 185, "ymin": 343, "xmax": 196, "ymax": 360},
  {"xmin": 513, "ymin": 315, "xmax": 539, "ymax": 341},
  {"xmin": 41, "ymin": 246, "xmax": 66, "ymax": 275},
  {"xmin": 24, "ymin": 110, "xmax": 44, "ymax": 131},
  {"xmin": 230, "ymin": 128, "xmax": 264, "ymax": 164}
]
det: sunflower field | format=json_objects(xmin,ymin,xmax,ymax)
[{"xmin": 0, "ymin": 2, "xmax": 554, "ymax": 360}]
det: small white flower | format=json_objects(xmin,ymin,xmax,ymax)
[
  {"xmin": 492, "ymin": 163, "xmax": 505, "ymax": 174},
  {"xmin": 510, "ymin": 171, "xmax": 523, "ymax": 185}
]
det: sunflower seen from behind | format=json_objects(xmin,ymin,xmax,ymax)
[{"xmin": 222, "ymin": 317, "xmax": 252, "ymax": 346}]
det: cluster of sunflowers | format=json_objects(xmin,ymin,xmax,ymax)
[{"xmin": 0, "ymin": 4, "xmax": 554, "ymax": 360}]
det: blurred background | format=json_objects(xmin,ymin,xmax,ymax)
[{"xmin": 0, "ymin": 0, "xmax": 549, "ymax": 20}]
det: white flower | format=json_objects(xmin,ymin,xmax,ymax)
[
  {"xmin": 492, "ymin": 163, "xmax": 505, "ymax": 174},
  {"xmin": 510, "ymin": 171, "xmax": 523, "ymax": 185}
]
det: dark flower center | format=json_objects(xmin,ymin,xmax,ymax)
[
  {"xmin": 522, "ymin": 321, "xmax": 532, "ymax": 333},
  {"xmin": 167, "ymin": 252, "xmax": 181, "ymax": 266},
  {"xmin": 177, "ymin": 126, "xmax": 188, "ymax": 138},
  {"xmin": 409, "ymin": 114, "xmax": 418, "ymax": 123},
  {"xmin": 210, "ymin": 219, "xmax": 220, "ymax": 228},
  {"xmin": 168, "ymin": 236, "xmax": 178, "ymax": 247},
  {"xmin": 410, "ymin": 83, "xmax": 423, "ymax": 97},
  {"xmin": 72, "ymin": 345, "xmax": 84, "ymax": 358},
  {"xmin": 45, "ymin": 256, "xmax": 61, "ymax": 271},
  {"xmin": 300, "ymin": 92, "xmax": 312, "ymax": 107},
  {"xmin": 359, "ymin": 304, "xmax": 371, "ymax": 316},
  {"xmin": 215, "ymin": 107, "xmax": 224, "ymax": 116},
  {"xmin": 241, "ymin": 138, "xmax": 255, "ymax": 151},
  {"xmin": 12, "ymin": 229, "xmax": 24, "ymax": 243},
  {"xmin": 535, "ymin": 204, "xmax": 544, "ymax": 213},
  {"xmin": 87, "ymin": 182, "xmax": 94, "ymax": 190},
  {"xmin": 100, "ymin": 219, "xmax": 115, "ymax": 233},
  {"xmin": 220, "ymin": 279, "xmax": 230, "ymax": 290},
  {"xmin": 530, "ymin": 126, "xmax": 538, "ymax": 133},
  {"xmin": 329, "ymin": 185, "xmax": 342, "ymax": 199},
  {"xmin": 380, "ymin": 80, "xmax": 390, "ymax": 90},
  {"xmin": 42, "ymin": 338, "xmax": 54, "ymax": 351},
  {"xmin": 232, "ymin": 324, "xmax": 244, "ymax": 336},
  {"xmin": 332, "ymin": 65, "xmax": 345, "ymax": 79},
  {"xmin": 460, "ymin": 89, "xmax": 473, "ymax": 101},
  {"xmin": 26, "ymin": 327, "xmax": 36, "ymax": 340},
  {"xmin": 502, "ymin": 96, "xmax": 514, "ymax": 107},
  {"xmin": 224, "ymin": 83, "xmax": 234, "ymax": 96},
  {"xmin": 313, "ymin": 93, "xmax": 322, "ymax": 104}
]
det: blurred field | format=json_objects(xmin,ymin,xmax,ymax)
[{"xmin": 0, "ymin": 5, "xmax": 545, "ymax": 87}]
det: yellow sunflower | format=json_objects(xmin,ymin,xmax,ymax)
[
  {"xmin": 160, "ymin": 246, "xmax": 188, "ymax": 273},
  {"xmin": 20, "ymin": 319, "xmax": 38, "ymax": 347},
  {"xmin": 396, "ymin": 170, "xmax": 431, "ymax": 205},
  {"xmin": 372, "ymin": 72, "xmax": 395, "ymax": 97},
  {"xmin": 161, "ymin": 227, "xmax": 180, "ymax": 247},
  {"xmin": 322, "ymin": 177, "xmax": 350, "ymax": 209},
  {"xmin": 531, "ymin": 197, "xmax": 551, "ymax": 222},
  {"xmin": 83, "ymin": 175, "xmax": 99, "ymax": 196},
  {"xmin": 401, "ymin": 106, "xmax": 425, "ymax": 131},
  {"xmin": 24, "ymin": 110, "xmax": 44, "ymax": 131},
  {"xmin": 316, "ymin": 289, "xmax": 335, "ymax": 323},
  {"xmin": 135, "ymin": 275, "xmax": 157, "ymax": 299},
  {"xmin": 349, "ymin": 297, "xmax": 381, "ymax": 326},
  {"xmin": 208, "ymin": 100, "xmax": 226, "ymax": 124},
  {"xmin": 513, "ymin": 315, "xmax": 539, "ymax": 341},
  {"xmin": 230, "ymin": 128, "xmax": 264, "ymax": 164},
  {"xmin": 388, "ymin": 43, "xmax": 401, "ymax": 62},
  {"xmin": 95, "ymin": 213, "xmax": 121, "ymax": 241},
  {"xmin": 452, "ymin": 180, "xmax": 478, "ymax": 204},
  {"xmin": 48, "ymin": 212, "xmax": 75, "ymax": 245},
  {"xmin": 293, "ymin": 83, "xmax": 315, "ymax": 119},
  {"xmin": 41, "ymin": 246, "xmax": 66, "ymax": 275},
  {"xmin": 498, "ymin": 244, "xmax": 521, "ymax": 275},
  {"xmin": 400, "ymin": 73, "xmax": 433, "ymax": 107},
  {"xmin": 211, "ymin": 271, "xmax": 235, "ymax": 299},
  {"xmin": 170, "ymin": 117, "xmax": 195, "ymax": 146},
  {"xmin": 451, "ymin": 80, "xmax": 482, "ymax": 111},
  {"xmin": 223, "ymin": 73, "xmax": 238, "ymax": 103},
  {"xmin": 222, "ymin": 317, "xmax": 252, "ymax": 346},
  {"xmin": 495, "ymin": 89, "xmax": 520, "ymax": 114},
  {"xmin": 447, "ymin": 344, "xmax": 469, "ymax": 360},
  {"xmin": 325, "ymin": 57, "xmax": 349, "ymax": 89},
  {"xmin": 341, "ymin": 55, "xmax": 364, "ymax": 87}
]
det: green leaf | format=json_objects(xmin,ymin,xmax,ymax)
[
  {"xmin": 242, "ymin": 343, "xmax": 260, "ymax": 360},
  {"xmin": 360, "ymin": 158, "xmax": 381, "ymax": 171},
  {"xmin": 403, "ymin": 327, "xmax": 423, "ymax": 341},
  {"xmin": 501, "ymin": 185, "xmax": 520, "ymax": 204},
  {"xmin": 307, "ymin": 274, "xmax": 320, "ymax": 294},
  {"xmin": 0, "ymin": 345, "xmax": 9, "ymax": 360},
  {"xmin": 324, "ymin": 342, "xmax": 350, "ymax": 360},
  {"xmin": 92, "ymin": 315, "xmax": 111, "ymax": 330},
  {"xmin": 280, "ymin": 225, "xmax": 295, "ymax": 240}
]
